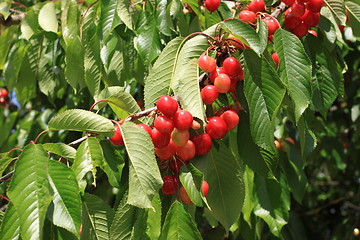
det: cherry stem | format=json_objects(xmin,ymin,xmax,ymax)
[
  {"xmin": 223, "ymin": 38, "xmax": 247, "ymax": 49},
  {"xmin": 6, "ymin": 148, "xmax": 23, "ymax": 154},
  {"xmin": 271, "ymin": 2, "xmax": 287, "ymax": 19},
  {"xmin": 183, "ymin": 32, "xmax": 216, "ymax": 42},
  {"xmin": 33, "ymin": 129, "xmax": 51, "ymax": 144}
]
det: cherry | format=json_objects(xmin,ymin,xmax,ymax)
[
  {"xmin": 171, "ymin": 129, "xmax": 190, "ymax": 147},
  {"xmin": 301, "ymin": 10, "xmax": 320, "ymax": 27},
  {"xmin": 238, "ymin": 10, "xmax": 257, "ymax": 24},
  {"xmin": 292, "ymin": 22, "xmax": 309, "ymax": 37},
  {"xmin": 205, "ymin": 116, "xmax": 228, "ymax": 139},
  {"xmin": 284, "ymin": 9, "xmax": 301, "ymax": 30},
  {"xmin": 308, "ymin": 29, "xmax": 318, "ymax": 37},
  {"xmin": 274, "ymin": 140, "xmax": 281, "ymax": 149},
  {"xmin": 169, "ymin": 158, "xmax": 184, "ymax": 174},
  {"xmin": 263, "ymin": 16, "xmax": 280, "ymax": 35},
  {"xmin": 214, "ymin": 74, "xmax": 231, "ymax": 93},
  {"xmin": 201, "ymin": 85, "xmax": 219, "ymax": 105},
  {"xmin": 228, "ymin": 80, "xmax": 238, "ymax": 93},
  {"xmin": 205, "ymin": 0, "xmax": 220, "ymax": 12},
  {"xmin": 338, "ymin": 25, "xmax": 345, "ymax": 32},
  {"xmin": 156, "ymin": 95, "xmax": 178, "ymax": 117},
  {"xmin": 291, "ymin": 2, "xmax": 306, "ymax": 18},
  {"xmin": 227, "ymin": 35, "xmax": 249, "ymax": 50},
  {"xmin": 0, "ymin": 89, "xmax": 8, "ymax": 97},
  {"xmin": 281, "ymin": 0, "xmax": 295, "ymax": 5},
  {"xmin": 247, "ymin": 0, "xmax": 265, "ymax": 13},
  {"xmin": 191, "ymin": 120, "xmax": 201, "ymax": 130},
  {"xmin": 179, "ymin": 186, "xmax": 193, "ymax": 204},
  {"xmin": 306, "ymin": 0, "xmax": 323, "ymax": 12},
  {"xmin": 220, "ymin": 110, "xmax": 240, "ymax": 131},
  {"xmin": 173, "ymin": 110, "xmax": 193, "ymax": 130},
  {"xmin": 109, "ymin": 122, "xmax": 124, "ymax": 145},
  {"xmin": 272, "ymin": 52, "xmax": 279, "ymax": 67},
  {"xmin": 155, "ymin": 141, "xmax": 177, "ymax": 160},
  {"xmin": 210, "ymin": 67, "xmax": 227, "ymax": 83},
  {"xmin": 154, "ymin": 115, "xmax": 174, "ymax": 134},
  {"xmin": 222, "ymin": 57, "xmax": 243, "ymax": 77},
  {"xmin": 191, "ymin": 133, "xmax": 212, "ymax": 155},
  {"xmin": 138, "ymin": 123, "xmax": 152, "ymax": 136},
  {"xmin": 198, "ymin": 55, "xmax": 216, "ymax": 73},
  {"xmin": 151, "ymin": 128, "xmax": 170, "ymax": 148},
  {"xmin": 162, "ymin": 175, "xmax": 178, "ymax": 195},
  {"xmin": 137, "ymin": 101, "xmax": 144, "ymax": 110},
  {"xmin": 176, "ymin": 140, "xmax": 196, "ymax": 162},
  {"xmin": 201, "ymin": 180, "xmax": 209, "ymax": 197}
]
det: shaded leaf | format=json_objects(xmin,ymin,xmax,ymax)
[
  {"xmin": 325, "ymin": 0, "xmax": 347, "ymax": 25},
  {"xmin": 135, "ymin": 22, "xmax": 162, "ymax": 64},
  {"xmin": 346, "ymin": 1, "xmax": 360, "ymax": 37},
  {"xmin": 0, "ymin": 26, "xmax": 16, "ymax": 69},
  {"xmin": 117, "ymin": 0, "xmax": 133, "ymax": 30}
]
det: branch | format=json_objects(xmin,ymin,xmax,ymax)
[
  {"xmin": 271, "ymin": 2, "xmax": 287, "ymax": 19},
  {"xmin": 125, "ymin": 106, "xmax": 157, "ymax": 122},
  {"xmin": 0, "ymin": 9, "xmax": 25, "ymax": 26}
]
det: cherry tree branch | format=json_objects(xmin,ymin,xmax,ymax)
[
  {"xmin": 0, "ymin": 9, "xmax": 25, "ymax": 26},
  {"xmin": 271, "ymin": 2, "xmax": 287, "ymax": 19}
]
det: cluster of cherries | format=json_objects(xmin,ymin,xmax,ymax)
[
  {"xmin": 0, "ymin": 88, "xmax": 8, "ymax": 107},
  {"xmin": 109, "ymin": 93, "xmax": 239, "ymax": 203}
]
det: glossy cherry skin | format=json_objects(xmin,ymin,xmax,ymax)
[
  {"xmin": 281, "ymin": 0, "xmax": 295, "ymax": 5},
  {"xmin": 171, "ymin": 129, "xmax": 190, "ymax": 147},
  {"xmin": 198, "ymin": 55, "xmax": 216, "ymax": 72},
  {"xmin": 0, "ymin": 89, "xmax": 8, "ymax": 97},
  {"xmin": 247, "ymin": 0, "xmax": 265, "ymax": 13},
  {"xmin": 222, "ymin": 57, "xmax": 243, "ymax": 77},
  {"xmin": 308, "ymin": 30, "xmax": 318, "ymax": 37},
  {"xmin": 179, "ymin": 186, "xmax": 193, "ymax": 204},
  {"xmin": 151, "ymin": 128, "xmax": 170, "ymax": 148},
  {"xmin": 156, "ymin": 95, "xmax": 179, "ymax": 117},
  {"xmin": 205, "ymin": 0, "xmax": 220, "ymax": 12},
  {"xmin": 306, "ymin": 0, "xmax": 323, "ymax": 12},
  {"xmin": 176, "ymin": 140, "xmax": 196, "ymax": 162},
  {"xmin": 284, "ymin": 9, "xmax": 301, "ymax": 30},
  {"xmin": 263, "ymin": 16, "xmax": 280, "ymax": 35},
  {"xmin": 201, "ymin": 85, "xmax": 219, "ymax": 105},
  {"xmin": 205, "ymin": 116, "xmax": 228, "ymax": 139},
  {"xmin": 291, "ymin": 2, "xmax": 306, "ymax": 18},
  {"xmin": 220, "ymin": 110, "xmax": 240, "ymax": 131},
  {"xmin": 109, "ymin": 124, "xmax": 124, "ymax": 145},
  {"xmin": 301, "ymin": 10, "xmax": 320, "ymax": 27},
  {"xmin": 292, "ymin": 22, "xmax": 309, "ymax": 37},
  {"xmin": 138, "ymin": 123, "xmax": 152, "ymax": 135},
  {"xmin": 272, "ymin": 52, "xmax": 279, "ymax": 67},
  {"xmin": 154, "ymin": 115, "xmax": 174, "ymax": 134},
  {"xmin": 238, "ymin": 10, "xmax": 257, "ymax": 24},
  {"xmin": 202, "ymin": 180, "xmax": 209, "ymax": 197},
  {"xmin": 155, "ymin": 141, "xmax": 177, "ymax": 160},
  {"xmin": 162, "ymin": 175, "xmax": 178, "ymax": 195},
  {"xmin": 173, "ymin": 110, "xmax": 193, "ymax": 130},
  {"xmin": 191, "ymin": 133, "xmax": 212, "ymax": 155},
  {"xmin": 209, "ymin": 67, "xmax": 227, "ymax": 83},
  {"xmin": 214, "ymin": 74, "xmax": 231, "ymax": 93}
]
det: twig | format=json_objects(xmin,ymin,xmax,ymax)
[
  {"xmin": 271, "ymin": 2, "xmax": 287, "ymax": 19},
  {"xmin": 125, "ymin": 106, "xmax": 157, "ymax": 122},
  {"xmin": 0, "ymin": 9, "xmax": 25, "ymax": 26}
]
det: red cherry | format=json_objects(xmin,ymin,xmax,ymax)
[
  {"xmin": 171, "ymin": 129, "xmax": 190, "ymax": 147},
  {"xmin": 0, "ymin": 89, "xmax": 8, "ymax": 98},
  {"xmin": 214, "ymin": 74, "xmax": 231, "ymax": 93},
  {"xmin": 238, "ymin": 10, "xmax": 257, "ymax": 24},
  {"xmin": 201, "ymin": 180, "xmax": 209, "ymax": 197},
  {"xmin": 154, "ymin": 115, "xmax": 174, "ymax": 134},
  {"xmin": 272, "ymin": 52, "xmax": 279, "ymax": 67},
  {"xmin": 201, "ymin": 85, "xmax": 219, "ymax": 105},
  {"xmin": 0, "ymin": 98, "xmax": 6, "ymax": 105},
  {"xmin": 222, "ymin": 57, "xmax": 243, "ymax": 77},
  {"xmin": 338, "ymin": 25, "xmax": 345, "ymax": 32},
  {"xmin": 191, "ymin": 133, "xmax": 212, "ymax": 155},
  {"xmin": 291, "ymin": 2, "xmax": 306, "ymax": 18},
  {"xmin": 173, "ymin": 110, "xmax": 193, "ymax": 130},
  {"xmin": 110, "ymin": 123, "xmax": 124, "ymax": 145},
  {"xmin": 284, "ymin": 9, "xmax": 301, "ymax": 30},
  {"xmin": 308, "ymin": 30, "xmax": 318, "ymax": 37},
  {"xmin": 301, "ymin": 10, "xmax": 320, "ymax": 27},
  {"xmin": 227, "ymin": 35, "xmax": 249, "ymax": 50},
  {"xmin": 205, "ymin": 116, "xmax": 228, "ymax": 139},
  {"xmin": 151, "ymin": 128, "xmax": 170, "ymax": 148},
  {"xmin": 198, "ymin": 55, "xmax": 216, "ymax": 73},
  {"xmin": 306, "ymin": 0, "xmax": 323, "ymax": 12},
  {"xmin": 179, "ymin": 186, "xmax": 193, "ymax": 204},
  {"xmin": 155, "ymin": 141, "xmax": 177, "ymax": 160},
  {"xmin": 228, "ymin": 80, "xmax": 238, "ymax": 93},
  {"xmin": 220, "ymin": 110, "xmax": 240, "ymax": 131},
  {"xmin": 156, "ymin": 95, "xmax": 179, "ymax": 117},
  {"xmin": 162, "ymin": 175, "xmax": 178, "ymax": 195},
  {"xmin": 176, "ymin": 140, "xmax": 196, "ymax": 162},
  {"xmin": 209, "ymin": 67, "xmax": 227, "ymax": 83},
  {"xmin": 169, "ymin": 158, "xmax": 184, "ymax": 174},
  {"xmin": 263, "ymin": 16, "xmax": 280, "ymax": 35},
  {"xmin": 292, "ymin": 22, "xmax": 309, "ymax": 37},
  {"xmin": 247, "ymin": 0, "xmax": 265, "ymax": 13},
  {"xmin": 281, "ymin": 0, "xmax": 295, "ymax": 5},
  {"xmin": 138, "ymin": 124, "xmax": 152, "ymax": 135},
  {"xmin": 205, "ymin": 0, "xmax": 220, "ymax": 12}
]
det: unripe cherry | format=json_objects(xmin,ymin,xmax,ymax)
[
  {"xmin": 198, "ymin": 55, "xmax": 216, "ymax": 73},
  {"xmin": 155, "ymin": 141, "xmax": 177, "ymax": 160},
  {"xmin": 191, "ymin": 133, "xmax": 212, "ymax": 155},
  {"xmin": 156, "ymin": 95, "xmax": 178, "ymax": 117},
  {"xmin": 210, "ymin": 67, "xmax": 227, "ymax": 83},
  {"xmin": 214, "ymin": 74, "xmax": 231, "ymax": 93},
  {"xmin": 272, "ymin": 52, "xmax": 279, "ymax": 67},
  {"xmin": 247, "ymin": 0, "xmax": 265, "ymax": 13},
  {"xmin": 205, "ymin": 116, "xmax": 228, "ymax": 139},
  {"xmin": 205, "ymin": 0, "xmax": 220, "ymax": 12},
  {"xmin": 176, "ymin": 140, "xmax": 196, "ymax": 162},
  {"xmin": 162, "ymin": 175, "xmax": 178, "ymax": 195},
  {"xmin": 151, "ymin": 128, "xmax": 170, "ymax": 148},
  {"xmin": 220, "ymin": 110, "xmax": 240, "ymax": 131},
  {"xmin": 306, "ymin": 0, "xmax": 323, "ymax": 12},
  {"xmin": 222, "ymin": 57, "xmax": 243, "ymax": 77},
  {"xmin": 154, "ymin": 115, "xmax": 174, "ymax": 133},
  {"xmin": 191, "ymin": 120, "xmax": 201, "ymax": 130},
  {"xmin": 263, "ymin": 16, "xmax": 280, "ymax": 35},
  {"xmin": 201, "ymin": 85, "xmax": 219, "ymax": 105},
  {"xmin": 171, "ymin": 129, "xmax": 190, "ymax": 147},
  {"xmin": 291, "ymin": 2, "xmax": 306, "ymax": 18},
  {"xmin": 109, "ymin": 123, "xmax": 124, "ymax": 145},
  {"xmin": 238, "ymin": 10, "xmax": 257, "ymax": 24},
  {"xmin": 173, "ymin": 110, "xmax": 193, "ymax": 130}
]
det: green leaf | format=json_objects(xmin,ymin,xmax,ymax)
[
  {"xmin": 0, "ymin": 155, "xmax": 16, "ymax": 176},
  {"xmin": 107, "ymin": 91, "xmax": 142, "ymax": 120},
  {"xmin": 7, "ymin": 144, "xmax": 53, "ymax": 240},
  {"xmin": 156, "ymin": 0, "xmax": 173, "ymax": 36},
  {"xmin": 144, "ymin": 37, "xmax": 184, "ymax": 109},
  {"xmin": 242, "ymin": 166, "xmax": 255, "ymax": 227},
  {"xmin": 243, "ymin": 49, "xmax": 285, "ymax": 150},
  {"xmin": 0, "ymin": 111, "xmax": 18, "ymax": 148},
  {"xmin": 135, "ymin": 22, "xmax": 162, "ymax": 64},
  {"xmin": 82, "ymin": 193, "xmax": 115, "ymax": 240},
  {"xmin": 325, "ymin": 0, "xmax": 347, "ymax": 25},
  {"xmin": 121, "ymin": 122, "xmax": 163, "ymax": 209},
  {"xmin": 48, "ymin": 160, "xmax": 81, "ymax": 237},
  {"xmin": 43, "ymin": 143, "xmax": 76, "ymax": 161},
  {"xmin": 297, "ymin": 114, "xmax": 317, "ymax": 159},
  {"xmin": 146, "ymin": 195, "xmax": 162, "ymax": 239},
  {"xmin": 21, "ymin": 8, "xmax": 39, "ymax": 40},
  {"xmin": 100, "ymin": 0, "xmax": 120, "ymax": 41},
  {"xmin": 117, "ymin": 0, "xmax": 133, "ymax": 30},
  {"xmin": 48, "ymin": 109, "xmax": 114, "ymax": 136},
  {"xmin": 274, "ymin": 29, "xmax": 312, "ymax": 122},
  {"xmin": 346, "ymin": 1, "xmax": 360, "ymax": 37},
  {"xmin": 0, "ymin": 203, "xmax": 21, "ymax": 240},
  {"xmin": 179, "ymin": 166, "xmax": 204, "ymax": 207},
  {"xmin": 38, "ymin": 2, "xmax": 58, "ymax": 33},
  {"xmin": 159, "ymin": 201, "xmax": 202, "ymax": 240},
  {"xmin": 0, "ymin": 26, "xmax": 16, "ymax": 69},
  {"xmin": 222, "ymin": 19, "xmax": 262, "ymax": 56}
]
